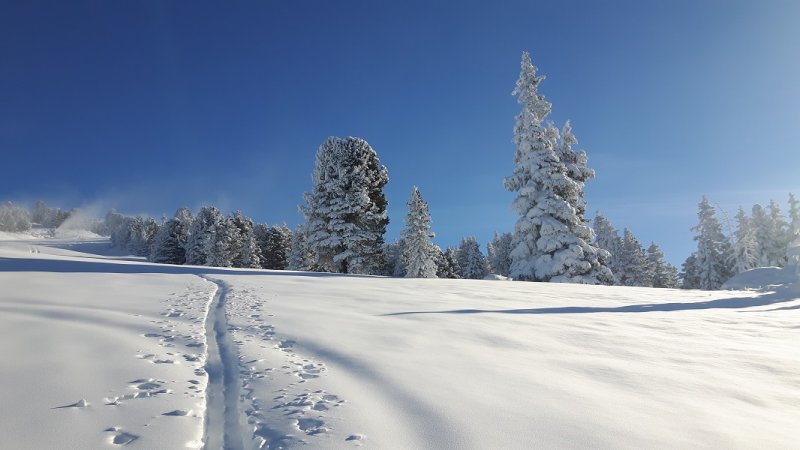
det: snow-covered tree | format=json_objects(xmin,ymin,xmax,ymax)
[
  {"xmin": 788, "ymin": 193, "xmax": 800, "ymax": 237},
  {"xmin": 503, "ymin": 52, "xmax": 612, "ymax": 284},
  {"xmin": 400, "ymin": 186, "xmax": 438, "ymax": 278},
  {"xmin": 0, "ymin": 202, "xmax": 32, "ymax": 232},
  {"xmin": 647, "ymin": 242, "xmax": 679, "ymax": 288},
  {"xmin": 150, "ymin": 207, "xmax": 193, "ymax": 265},
  {"xmin": 728, "ymin": 207, "xmax": 759, "ymax": 274},
  {"xmin": 556, "ymin": 120, "xmax": 594, "ymax": 216},
  {"xmin": 691, "ymin": 197, "xmax": 733, "ymax": 290},
  {"xmin": 184, "ymin": 206, "xmax": 224, "ymax": 266},
  {"xmin": 384, "ymin": 240, "xmax": 406, "ymax": 277},
  {"xmin": 436, "ymin": 247, "xmax": 462, "ymax": 279},
  {"xmin": 592, "ymin": 212, "xmax": 623, "ymax": 283},
  {"xmin": 456, "ymin": 236, "xmax": 488, "ymax": 279},
  {"xmin": 127, "ymin": 216, "xmax": 159, "ymax": 257},
  {"xmin": 681, "ymin": 253, "xmax": 701, "ymax": 289},
  {"xmin": 767, "ymin": 200, "xmax": 790, "ymax": 267},
  {"xmin": 487, "ymin": 232, "xmax": 513, "ymax": 277},
  {"xmin": 617, "ymin": 228, "xmax": 651, "ymax": 287},
  {"xmin": 255, "ymin": 224, "xmax": 292, "ymax": 270},
  {"xmin": 229, "ymin": 211, "xmax": 261, "ymax": 269},
  {"xmin": 287, "ymin": 224, "xmax": 311, "ymax": 271},
  {"xmin": 302, "ymin": 136, "xmax": 389, "ymax": 274}
]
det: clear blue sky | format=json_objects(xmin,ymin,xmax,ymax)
[{"xmin": 2, "ymin": 0, "xmax": 798, "ymax": 266}]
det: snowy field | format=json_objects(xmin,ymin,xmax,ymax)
[{"xmin": 1, "ymin": 235, "xmax": 799, "ymax": 449}]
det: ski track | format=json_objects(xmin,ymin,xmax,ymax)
[{"xmin": 201, "ymin": 276, "xmax": 247, "ymax": 450}]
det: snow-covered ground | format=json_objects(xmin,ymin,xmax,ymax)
[{"xmin": 1, "ymin": 235, "xmax": 799, "ymax": 449}]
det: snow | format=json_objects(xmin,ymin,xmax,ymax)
[{"xmin": 2, "ymin": 234, "xmax": 800, "ymax": 449}]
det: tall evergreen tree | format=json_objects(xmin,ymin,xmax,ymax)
[
  {"xmin": 487, "ymin": 232, "xmax": 513, "ymax": 277},
  {"xmin": 647, "ymin": 242, "xmax": 679, "ymax": 288},
  {"xmin": 456, "ymin": 236, "xmax": 488, "ymax": 280},
  {"xmin": 150, "ymin": 207, "xmax": 193, "ymax": 265},
  {"xmin": 691, "ymin": 197, "xmax": 733, "ymax": 290},
  {"xmin": 557, "ymin": 120, "xmax": 594, "ymax": 216},
  {"xmin": 788, "ymin": 193, "xmax": 800, "ymax": 239},
  {"xmin": 229, "ymin": 211, "xmax": 261, "ymax": 269},
  {"xmin": 766, "ymin": 200, "xmax": 790, "ymax": 267},
  {"xmin": 729, "ymin": 207, "xmax": 759, "ymax": 274},
  {"xmin": 503, "ymin": 52, "xmax": 612, "ymax": 284},
  {"xmin": 185, "ymin": 206, "xmax": 224, "ymax": 266},
  {"xmin": 400, "ymin": 186, "xmax": 438, "ymax": 278},
  {"xmin": 287, "ymin": 224, "xmax": 311, "ymax": 271},
  {"xmin": 750, "ymin": 204, "xmax": 772, "ymax": 266},
  {"xmin": 128, "ymin": 216, "xmax": 159, "ymax": 257},
  {"xmin": 256, "ymin": 224, "xmax": 292, "ymax": 270},
  {"xmin": 436, "ymin": 247, "xmax": 462, "ymax": 279},
  {"xmin": 592, "ymin": 212, "xmax": 623, "ymax": 284},
  {"xmin": 617, "ymin": 228, "xmax": 651, "ymax": 287},
  {"xmin": 681, "ymin": 253, "xmax": 701, "ymax": 289},
  {"xmin": 302, "ymin": 136, "xmax": 389, "ymax": 274}
]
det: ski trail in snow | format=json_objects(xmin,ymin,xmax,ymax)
[{"xmin": 200, "ymin": 276, "xmax": 246, "ymax": 450}]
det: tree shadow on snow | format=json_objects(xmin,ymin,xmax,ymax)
[
  {"xmin": 383, "ymin": 287, "xmax": 799, "ymax": 316},
  {"xmin": 0, "ymin": 256, "xmax": 377, "ymax": 279}
]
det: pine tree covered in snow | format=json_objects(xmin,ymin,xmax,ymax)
[
  {"xmin": 287, "ymin": 224, "xmax": 311, "ymax": 271},
  {"xmin": 302, "ymin": 136, "xmax": 389, "ymax": 274},
  {"xmin": 617, "ymin": 229, "xmax": 652, "ymax": 287},
  {"xmin": 788, "ymin": 193, "xmax": 800, "ymax": 240},
  {"xmin": 750, "ymin": 204, "xmax": 772, "ymax": 267},
  {"xmin": 487, "ymin": 232, "xmax": 513, "ymax": 277},
  {"xmin": 436, "ymin": 247, "xmax": 462, "ymax": 279},
  {"xmin": 766, "ymin": 200, "xmax": 790, "ymax": 267},
  {"xmin": 128, "ymin": 217, "xmax": 159, "ymax": 257},
  {"xmin": 150, "ymin": 207, "xmax": 193, "ymax": 265},
  {"xmin": 384, "ymin": 240, "xmax": 406, "ymax": 277},
  {"xmin": 255, "ymin": 224, "xmax": 292, "ymax": 270},
  {"xmin": 456, "ymin": 237, "xmax": 488, "ymax": 280},
  {"xmin": 556, "ymin": 121, "xmax": 594, "ymax": 216},
  {"xmin": 206, "ymin": 215, "xmax": 239, "ymax": 268},
  {"xmin": 729, "ymin": 207, "xmax": 759, "ymax": 274},
  {"xmin": 229, "ymin": 211, "xmax": 261, "ymax": 269},
  {"xmin": 691, "ymin": 197, "xmax": 733, "ymax": 290},
  {"xmin": 592, "ymin": 212, "xmax": 623, "ymax": 283},
  {"xmin": 681, "ymin": 253, "xmax": 701, "ymax": 289},
  {"xmin": 0, "ymin": 202, "xmax": 32, "ymax": 232},
  {"xmin": 184, "ymin": 206, "xmax": 224, "ymax": 266},
  {"xmin": 503, "ymin": 52, "xmax": 612, "ymax": 284},
  {"xmin": 400, "ymin": 186, "xmax": 438, "ymax": 278},
  {"xmin": 647, "ymin": 242, "xmax": 679, "ymax": 288}
]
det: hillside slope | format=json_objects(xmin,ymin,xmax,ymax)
[{"xmin": 1, "ymin": 236, "xmax": 798, "ymax": 449}]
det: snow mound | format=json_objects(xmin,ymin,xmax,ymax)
[{"xmin": 722, "ymin": 266, "xmax": 798, "ymax": 290}]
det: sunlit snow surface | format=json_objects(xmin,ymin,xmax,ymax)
[{"xmin": 1, "ymin": 235, "xmax": 798, "ymax": 449}]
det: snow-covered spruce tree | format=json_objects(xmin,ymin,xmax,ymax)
[
  {"xmin": 206, "ymin": 215, "xmax": 242, "ymax": 268},
  {"xmin": 691, "ymin": 197, "xmax": 734, "ymax": 290},
  {"xmin": 592, "ymin": 212, "xmax": 623, "ymax": 284},
  {"xmin": 383, "ymin": 240, "xmax": 405, "ymax": 277},
  {"xmin": 400, "ymin": 186, "xmax": 438, "ymax": 278},
  {"xmin": 789, "ymin": 193, "xmax": 800, "ymax": 238},
  {"xmin": 150, "ymin": 207, "xmax": 193, "ymax": 265},
  {"xmin": 487, "ymin": 232, "xmax": 513, "ymax": 277},
  {"xmin": 436, "ymin": 247, "xmax": 462, "ymax": 279},
  {"xmin": 286, "ymin": 224, "xmax": 311, "ymax": 271},
  {"xmin": 456, "ymin": 236, "xmax": 488, "ymax": 279},
  {"xmin": 127, "ymin": 216, "xmax": 159, "ymax": 257},
  {"xmin": 302, "ymin": 136, "xmax": 389, "ymax": 274},
  {"xmin": 0, "ymin": 201, "xmax": 32, "ymax": 232},
  {"xmin": 647, "ymin": 242, "xmax": 679, "ymax": 288},
  {"xmin": 229, "ymin": 211, "xmax": 261, "ymax": 269},
  {"xmin": 617, "ymin": 228, "xmax": 652, "ymax": 287},
  {"xmin": 681, "ymin": 253, "xmax": 701, "ymax": 289},
  {"xmin": 767, "ymin": 200, "xmax": 790, "ymax": 267},
  {"xmin": 105, "ymin": 210, "xmax": 131, "ymax": 248},
  {"xmin": 184, "ymin": 206, "xmax": 224, "ymax": 266},
  {"xmin": 255, "ymin": 224, "xmax": 292, "ymax": 270},
  {"xmin": 750, "ymin": 204, "xmax": 772, "ymax": 266},
  {"xmin": 728, "ymin": 207, "xmax": 759, "ymax": 274},
  {"xmin": 557, "ymin": 120, "xmax": 594, "ymax": 217},
  {"xmin": 503, "ymin": 52, "xmax": 612, "ymax": 284}
]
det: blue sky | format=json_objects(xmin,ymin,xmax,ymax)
[{"xmin": 2, "ymin": 0, "xmax": 798, "ymax": 265}]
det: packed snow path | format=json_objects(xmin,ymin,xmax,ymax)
[{"xmin": 201, "ymin": 277, "xmax": 246, "ymax": 450}]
